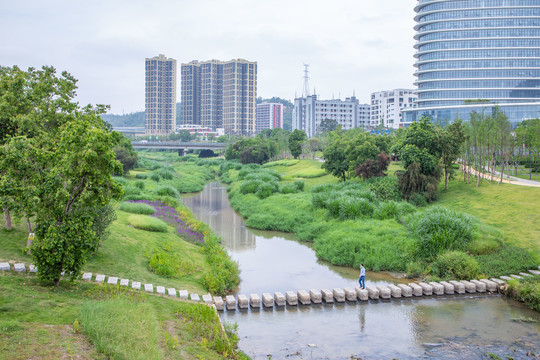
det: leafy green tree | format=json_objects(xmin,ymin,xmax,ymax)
[
  {"xmin": 113, "ymin": 133, "xmax": 138, "ymax": 175},
  {"xmin": 225, "ymin": 137, "xmax": 277, "ymax": 164},
  {"xmin": 440, "ymin": 119, "xmax": 468, "ymax": 190},
  {"xmin": 318, "ymin": 118, "xmax": 339, "ymax": 134},
  {"xmin": 515, "ymin": 118, "xmax": 540, "ymax": 179},
  {"xmin": 177, "ymin": 129, "xmax": 193, "ymax": 142},
  {"xmin": 322, "ymin": 139, "xmax": 350, "ymax": 181},
  {"xmin": 289, "ymin": 129, "xmax": 307, "ymax": 159}
]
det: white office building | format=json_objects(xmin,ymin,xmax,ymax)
[
  {"xmin": 370, "ymin": 89, "xmax": 416, "ymax": 129},
  {"xmin": 293, "ymin": 95, "xmax": 370, "ymax": 138},
  {"xmin": 256, "ymin": 103, "xmax": 283, "ymax": 132}
]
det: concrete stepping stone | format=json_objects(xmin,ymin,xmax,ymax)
[
  {"xmin": 449, "ymin": 281, "xmax": 465, "ymax": 294},
  {"xmin": 519, "ymin": 272, "xmax": 533, "ymax": 277},
  {"xmin": 132, "ymin": 281, "xmax": 141, "ymax": 290},
  {"xmin": 14, "ymin": 263, "xmax": 26, "ymax": 272},
  {"xmin": 397, "ymin": 284, "xmax": 412, "ymax": 297},
  {"xmin": 510, "ymin": 274, "xmax": 523, "ymax": 279},
  {"xmin": 226, "ymin": 295, "xmax": 236, "ymax": 310},
  {"xmin": 95, "ymin": 274, "xmax": 105, "ymax": 283},
  {"xmin": 439, "ymin": 281, "xmax": 455, "ymax": 294},
  {"xmin": 213, "ymin": 296, "xmax": 224, "ymax": 311},
  {"xmin": 285, "ymin": 291, "xmax": 298, "ymax": 306},
  {"xmin": 120, "ymin": 279, "xmax": 129, "ymax": 287},
  {"xmin": 29, "ymin": 265, "xmax": 37, "ymax": 273},
  {"xmin": 202, "ymin": 294, "xmax": 212, "ymax": 304},
  {"xmin": 167, "ymin": 288, "xmax": 176, "ymax": 297},
  {"xmin": 479, "ymin": 279, "xmax": 497, "ymax": 292},
  {"xmin": 491, "ymin": 278, "xmax": 506, "ymax": 285},
  {"xmin": 499, "ymin": 276, "xmax": 512, "ymax": 281},
  {"xmin": 333, "ymin": 288, "xmax": 346, "ymax": 302},
  {"xmin": 297, "ymin": 290, "xmax": 310, "ymax": 305},
  {"xmin": 470, "ymin": 280, "xmax": 486, "ymax": 292},
  {"xmin": 107, "ymin": 277, "xmax": 118, "ymax": 285},
  {"xmin": 376, "ymin": 285, "xmax": 391, "ymax": 299},
  {"xmin": 366, "ymin": 286, "xmax": 379, "ymax": 300},
  {"xmin": 190, "ymin": 294, "xmax": 200, "ymax": 302},
  {"xmin": 321, "ymin": 289, "xmax": 334, "ymax": 303},
  {"xmin": 408, "ymin": 283, "xmax": 423, "ymax": 297},
  {"xmin": 250, "ymin": 294, "xmax": 261, "ymax": 308},
  {"xmin": 355, "ymin": 287, "xmax": 369, "ymax": 301},
  {"xmin": 262, "ymin": 293, "xmax": 274, "ymax": 308},
  {"xmin": 418, "ymin": 283, "xmax": 433, "ymax": 296},
  {"xmin": 460, "ymin": 280, "xmax": 476, "ymax": 293},
  {"xmin": 0, "ymin": 262, "xmax": 10, "ymax": 271},
  {"xmin": 82, "ymin": 272, "xmax": 92, "ymax": 281},
  {"xmin": 529, "ymin": 270, "xmax": 540, "ymax": 275},
  {"xmin": 309, "ymin": 289, "xmax": 322, "ymax": 304},
  {"xmin": 144, "ymin": 284, "xmax": 154, "ymax": 293},
  {"xmin": 344, "ymin": 287, "xmax": 357, "ymax": 301},
  {"xmin": 156, "ymin": 286, "xmax": 165, "ymax": 295},
  {"xmin": 179, "ymin": 290, "xmax": 188, "ymax": 299},
  {"xmin": 387, "ymin": 285, "xmax": 402, "ymax": 298},
  {"xmin": 274, "ymin": 292, "xmax": 286, "ymax": 306},
  {"xmin": 429, "ymin": 282, "xmax": 444, "ymax": 295},
  {"xmin": 237, "ymin": 294, "xmax": 248, "ymax": 309}
]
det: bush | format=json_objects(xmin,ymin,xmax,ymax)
[
  {"xmin": 430, "ymin": 250, "xmax": 480, "ymax": 280},
  {"xmin": 134, "ymin": 173, "xmax": 147, "ymax": 179},
  {"xmin": 256, "ymin": 183, "xmax": 277, "ymax": 199},
  {"xmin": 156, "ymin": 185, "xmax": 179, "ymax": 198},
  {"xmin": 375, "ymin": 201, "xmax": 398, "ymax": 220},
  {"xmin": 339, "ymin": 197, "xmax": 374, "ymax": 220},
  {"xmin": 119, "ymin": 202, "xmax": 155, "ymax": 215},
  {"xmin": 409, "ymin": 205, "xmax": 473, "ymax": 260},
  {"xmin": 396, "ymin": 201, "xmax": 417, "ymax": 217},
  {"xmin": 280, "ymin": 184, "xmax": 299, "ymax": 194},
  {"xmin": 122, "ymin": 186, "xmax": 141, "ymax": 197},
  {"xmin": 406, "ymin": 261, "xmax": 424, "ymax": 278},
  {"xmin": 158, "ymin": 169, "xmax": 173, "ymax": 180},
  {"xmin": 127, "ymin": 215, "xmax": 168, "ymax": 232},
  {"xmin": 368, "ymin": 176, "xmax": 401, "ymax": 201},
  {"xmin": 239, "ymin": 179, "xmax": 264, "ymax": 195},
  {"xmin": 134, "ymin": 181, "xmax": 145, "ymax": 190},
  {"xmin": 294, "ymin": 180, "xmax": 305, "ymax": 191},
  {"xmin": 410, "ymin": 193, "xmax": 427, "ymax": 207},
  {"xmin": 150, "ymin": 173, "xmax": 160, "ymax": 182},
  {"xmin": 504, "ymin": 277, "xmax": 540, "ymax": 312}
]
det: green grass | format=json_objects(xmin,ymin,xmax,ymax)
[
  {"xmin": 438, "ymin": 178, "xmax": 540, "ymax": 260},
  {"xmin": 0, "ymin": 274, "xmax": 241, "ymax": 359},
  {"xmin": 119, "ymin": 201, "xmax": 156, "ymax": 215},
  {"xmin": 127, "ymin": 214, "xmax": 169, "ymax": 232},
  {"xmin": 504, "ymin": 276, "xmax": 540, "ymax": 312}
]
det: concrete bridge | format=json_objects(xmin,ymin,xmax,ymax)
[
  {"xmin": 131, "ymin": 141, "xmax": 227, "ymax": 155},
  {"xmin": 3, "ymin": 261, "xmax": 538, "ymax": 311}
]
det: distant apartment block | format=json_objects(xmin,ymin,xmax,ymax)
[
  {"xmin": 293, "ymin": 94, "xmax": 369, "ymax": 137},
  {"xmin": 145, "ymin": 54, "xmax": 177, "ymax": 135},
  {"xmin": 370, "ymin": 89, "xmax": 416, "ymax": 129},
  {"xmin": 256, "ymin": 103, "xmax": 283, "ymax": 132},
  {"xmin": 181, "ymin": 59, "xmax": 257, "ymax": 135}
]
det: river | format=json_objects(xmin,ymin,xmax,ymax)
[{"xmin": 182, "ymin": 182, "xmax": 540, "ymax": 359}]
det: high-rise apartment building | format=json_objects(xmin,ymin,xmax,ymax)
[
  {"xmin": 370, "ymin": 89, "xmax": 417, "ymax": 129},
  {"xmin": 256, "ymin": 103, "xmax": 283, "ymax": 132},
  {"xmin": 145, "ymin": 54, "xmax": 177, "ymax": 135},
  {"xmin": 404, "ymin": 1, "xmax": 540, "ymax": 127},
  {"xmin": 181, "ymin": 59, "xmax": 257, "ymax": 135},
  {"xmin": 293, "ymin": 95, "xmax": 368, "ymax": 137}
]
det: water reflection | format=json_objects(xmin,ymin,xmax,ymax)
[{"xmin": 182, "ymin": 182, "xmax": 540, "ymax": 359}]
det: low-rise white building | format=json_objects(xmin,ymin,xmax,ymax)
[
  {"xmin": 370, "ymin": 89, "xmax": 417, "ymax": 129},
  {"xmin": 176, "ymin": 124, "xmax": 224, "ymax": 140},
  {"xmin": 293, "ymin": 95, "xmax": 370, "ymax": 137}
]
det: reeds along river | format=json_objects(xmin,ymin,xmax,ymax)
[{"xmin": 182, "ymin": 182, "xmax": 540, "ymax": 360}]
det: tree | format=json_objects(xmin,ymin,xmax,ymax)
[
  {"xmin": 0, "ymin": 66, "xmax": 122, "ymax": 285},
  {"xmin": 113, "ymin": 133, "xmax": 138, "ymax": 175},
  {"xmin": 177, "ymin": 129, "xmax": 193, "ymax": 142},
  {"xmin": 225, "ymin": 137, "xmax": 278, "ymax": 164},
  {"xmin": 321, "ymin": 139, "xmax": 350, "ymax": 181},
  {"xmin": 289, "ymin": 129, "xmax": 307, "ymax": 159},
  {"xmin": 318, "ymin": 118, "xmax": 339, "ymax": 134},
  {"xmin": 440, "ymin": 119, "xmax": 468, "ymax": 190},
  {"xmin": 355, "ymin": 152, "xmax": 391, "ymax": 179}
]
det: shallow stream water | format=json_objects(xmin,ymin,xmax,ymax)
[{"xmin": 182, "ymin": 182, "xmax": 540, "ymax": 359}]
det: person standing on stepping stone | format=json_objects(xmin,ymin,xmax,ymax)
[{"xmin": 359, "ymin": 264, "xmax": 366, "ymax": 289}]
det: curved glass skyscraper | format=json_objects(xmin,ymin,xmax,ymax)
[{"xmin": 404, "ymin": 0, "xmax": 540, "ymax": 127}]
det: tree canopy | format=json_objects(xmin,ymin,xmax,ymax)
[{"xmin": 289, "ymin": 129, "xmax": 307, "ymax": 159}]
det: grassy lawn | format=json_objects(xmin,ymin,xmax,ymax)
[
  {"xmin": 0, "ymin": 274, "xmax": 239, "ymax": 360},
  {"xmin": 266, "ymin": 159, "xmax": 338, "ymax": 189},
  {"xmin": 438, "ymin": 178, "xmax": 540, "ymax": 259}
]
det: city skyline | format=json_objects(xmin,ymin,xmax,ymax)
[{"xmin": 0, "ymin": 0, "xmax": 417, "ymax": 115}]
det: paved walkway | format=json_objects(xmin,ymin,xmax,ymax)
[{"xmin": 460, "ymin": 165, "xmax": 540, "ymax": 188}]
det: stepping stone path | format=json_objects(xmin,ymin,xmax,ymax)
[
  {"xmin": 470, "ymin": 280, "xmax": 486, "ymax": 293},
  {"xmin": 409, "ymin": 283, "xmax": 423, "ymax": 297},
  {"xmin": 309, "ymin": 289, "xmax": 322, "ymax": 304},
  {"xmin": 439, "ymin": 282, "xmax": 455, "ymax": 295},
  {"xmin": 344, "ymin": 287, "xmax": 357, "ymax": 301},
  {"xmin": 366, "ymin": 286, "xmax": 379, "ymax": 300},
  {"xmin": 356, "ymin": 287, "xmax": 369, "ymax": 301},
  {"xmin": 107, "ymin": 277, "xmax": 118, "ymax": 285},
  {"xmin": 82, "ymin": 273, "xmax": 92, "ymax": 281},
  {"xmin": 0, "ymin": 263, "xmax": 10, "ymax": 271},
  {"xmin": 333, "ymin": 288, "xmax": 346, "ymax": 302},
  {"xmin": 156, "ymin": 286, "xmax": 165, "ymax": 295},
  {"xmin": 249, "ymin": 294, "xmax": 260, "ymax": 308},
  {"xmin": 262, "ymin": 293, "xmax": 273, "ymax": 308},
  {"xmin": 321, "ymin": 289, "xmax": 333, "ymax": 303},
  {"xmin": 202, "ymin": 294, "xmax": 212, "ymax": 304},
  {"xmin": 460, "ymin": 280, "xmax": 476, "ymax": 293},
  {"xmin": 387, "ymin": 285, "xmax": 402, "ymax": 298},
  {"xmin": 132, "ymin": 281, "xmax": 141, "ymax": 290},
  {"xmin": 226, "ymin": 295, "xmax": 236, "ymax": 310},
  {"xmin": 285, "ymin": 291, "xmax": 298, "ymax": 306},
  {"xmin": 190, "ymin": 294, "xmax": 200, "ymax": 302},
  {"xmin": 397, "ymin": 284, "xmax": 413, "ymax": 297},
  {"xmin": 418, "ymin": 283, "xmax": 433, "ymax": 296},
  {"xmin": 95, "ymin": 274, "xmax": 105, "ymax": 283},
  {"xmin": 179, "ymin": 290, "xmax": 188, "ymax": 299},
  {"xmin": 14, "ymin": 263, "xmax": 26, "ymax": 272},
  {"xmin": 429, "ymin": 282, "xmax": 444, "ymax": 295},
  {"xmin": 29, "ymin": 265, "xmax": 37, "ymax": 273},
  {"xmin": 120, "ymin": 279, "xmax": 129, "ymax": 287},
  {"xmin": 214, "ymin": 296, "xmax": 224, "ymax": 311},
  {"xmin": 274, "ymin": 292, "xmax": 286, "ymax": 306},
  {"xmin": 167, "ymin": 288, "xmax": 176, "ymax": 297},
  {"xmin": 144, "ymin": 284, "xmax": 154, "ymax": 293},
  {"xmin": 297, "ymin": 290, "xmax": 310, "ymax": 305}
]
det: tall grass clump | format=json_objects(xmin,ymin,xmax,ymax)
[
  {"xmin": 256, "ymin": 182, "xmax": 278, "ymax": 199},
  {"xmin": 80, "ymin": 299, "xmax": 162, "ymax": 360},
  {"xmin": 127, "ymin": 214, "xmax": 168, "ymax": 233},
  {"xmin": 504, "ymin": 277, "xmax": 540, "ymax": 312},
  {"xmin": 430, "ymin": 250, "xmax": 480, "ymax": 280},
  {"xmin": 119, "ymin": 202, "xmax": 156, "ymax": 215},
  {"xmin": 156, "ymin": 185, "xmax": 179, "ymax": 198},
  {"xmin": 201, "ymin": 233, "xmax": 240, "ymax": 296},
  {"xmin": 239, "ymin": 180, "xmax": 264, "ymax": 195},
  {"xmin": 150, "ymin": 173, "xmax": 160, "ymax": 182},
  {"xmin": 408, "ymin": 205, "xmax": 473, "ymax": 260},
  {"xmin": 374, "ymin": 201, "xmax": 398, "ymax": 220},
  {"xmin": 135, "ymin": 173, "xmax": 147, "ymax": 179},
  {"xmin": 367, "ymin": 176, "xmax": 402, "ymax": 201},
  {"xmin": 157, "ymin": 169, "xmax": 173, "ymax": 180}
]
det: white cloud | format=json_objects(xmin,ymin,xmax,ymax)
[{"xmin": 0, "ymin": 0, "xmax": 417, "ymax": 113}]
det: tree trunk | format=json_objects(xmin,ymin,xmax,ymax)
[
  {"xmin": 26, "ymin": 217, "xmax": 33, "ymax": 254},
  {"xmin": 3, "ymin": 207, "xmax": 12, "ymax": 230},
  {"xmin": 445, "ymin": 164, "xmax": 449, "ymax": 190}
]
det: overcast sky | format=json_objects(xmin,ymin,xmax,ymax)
[{"xmin": 1, "ymin": 0, "xmax": 418, "ymax": 114}]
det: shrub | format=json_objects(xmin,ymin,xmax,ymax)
[
  {"xmin": 280, "ymin": 184, "xmax": 299, "ymax": 194},
  {"xmin": 134, "ymin": 173, "xmax": 147, "ymax": 179},
  {"xmin": 119, "ymin": 202, "xmax": 156, "ymax": 215},
  {"xmin": 150, "ymin": 173, "xmax": 160, "ymax": 182},
  {"xmin": 396, "ymin": 201, "xmax": 417, "ymax": 217},
  {"xmin": 134, "ymin": 181, "xmax": 145, "ymax": 190},
  {"xmin": 122, "ymin": 186, "xmax": 141, "ymax": 197},
  {"xmin": 156, "ymin": 185, "xmax": 179, "ymax": 198},
  {"xmin": 430, "ymin": 250, "xmax": 480, "ymax": 280},
  {"xmin": 410, "ymin": 193, "xmax": 427, "ymax": 207},
  {"xmin": 408, "ymin": 205, "xmax": 473, "ymax": 260},
  {"xmin": 406, "ymin": 261, "xmax": 424, "ymax": 278},
  {"xmin": 375, "ymin": 201, "xmax": 398, "ymax": 220},
  {"xmin": 158, "ymin": 169, "xmax": 173, "ymax": 180},
  {"xmin": 368, "ymin": 176, "xmax": 401, "ymax": 201},
  {"xmin": 127, "ymin": 214, "xmax": 168, "ymax": 232},
  {"xmin": 239, "ymin": 179, "xmax": 264, "ymax": 195},
  {"xmin": 113, "ymin": 176, "xmax": 129, "ymax": 186},
  {"xmin": 256, "ymin": 183, "xmax": 277, "ymax": 199},
  {"xmin": 294, "ymin": 180, "xmax": 305, "ymax": 191},
  {"xmin": 504, "ymin": 277, "xmax": 540, "ymax": 312},
  {"xmin": 244, "ymin": 172, "xmax": 279, "ymax": 183}
]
